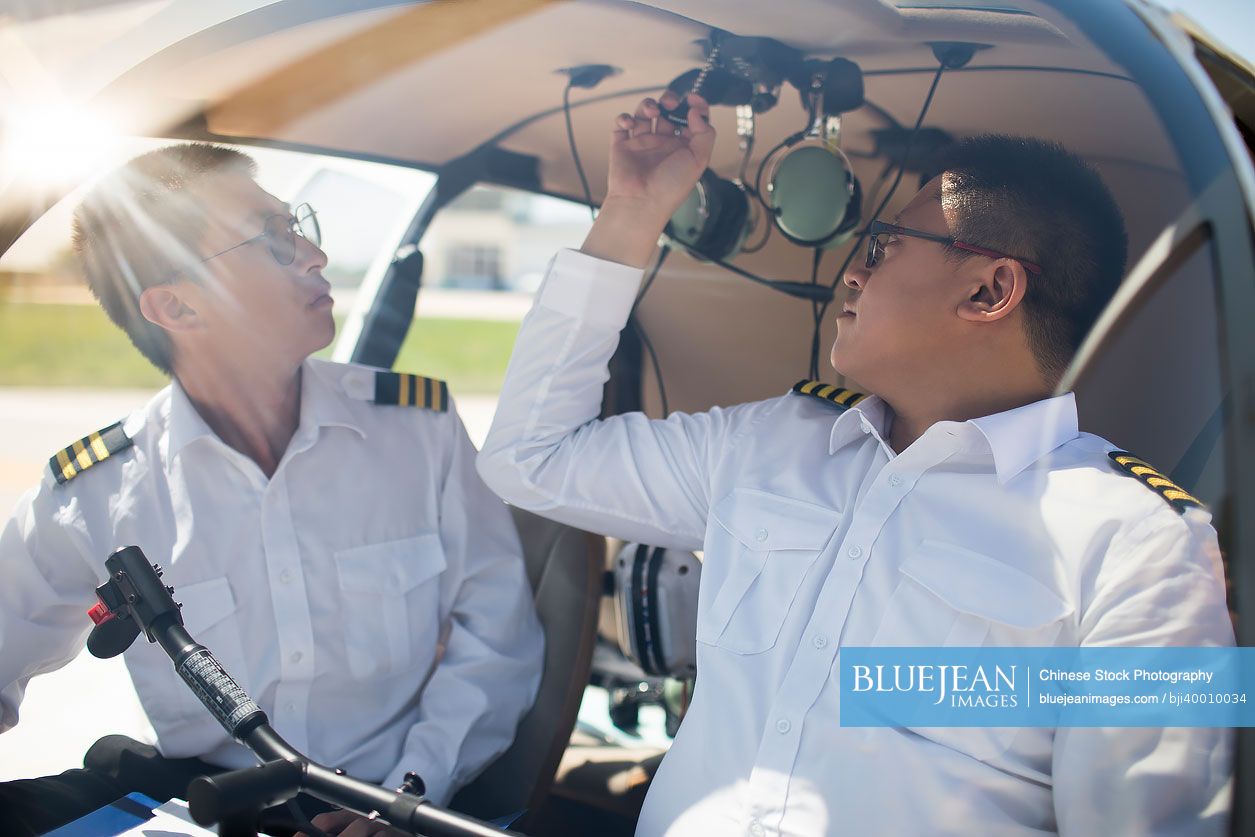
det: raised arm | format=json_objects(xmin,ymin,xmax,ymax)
[{"xmin": 477, "ymin": 94, "xmax": 756, "ymax": 549}]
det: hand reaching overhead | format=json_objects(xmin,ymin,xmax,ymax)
[
  {"xmin": 607, "ymin": 91, "xmax": 716, "ymax": 221},
  {"xmin": 580, "ymin": 91, "xmax": 717, "ymax": 268}
]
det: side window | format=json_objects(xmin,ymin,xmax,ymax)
[
  {"xmin": 1068, "ymin": 226, "xmax": 1233, "ymax": 614},
  {"xmin": 286, "ymin": 162, "xmax": 433, "ymax": 358},
  {"xmin": 293, "ymin": 169, "xmax": 408, "ymax": 293},
  {"xmin": 396, "ymin": 185, "xmax": 592, "ymax": 445},
  {"xmin": 444, "ymin": 243, "xmax": 504, "ymax": 290}
]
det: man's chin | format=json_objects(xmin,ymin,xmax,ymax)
[
  {"xmin": 309, "ymin": 312, "xmax": 336, "ymax": 352},
  {"xmin": 829, "ymin": 344, "xmax": 855, "ymax": 379},
  {"xmin": 830, "ymin": 346, "xmax": 876, "ymax": 392}
]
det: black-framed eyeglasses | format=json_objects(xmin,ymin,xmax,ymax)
[
  {"xmin": 865, "ymin": 219, "xmax": 1042, "ymax": 275},
  {"xmin": 195, "ymin": 202, "xmax": 321, "ymax": 270}
]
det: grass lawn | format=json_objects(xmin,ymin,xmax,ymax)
[
  {"xmin": 0, "ymin": 302, "xmax": 519, "ymax": 394},
  {"xmin": 390, "ymin": 316, "xmax": 520, "ymax": 394}
]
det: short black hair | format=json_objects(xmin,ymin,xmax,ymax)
[
  {"xmin": 932, "ymin": 135, "xmax": 1128, "ymax": 384},
  {"xmin": 71, "ymin": 143, "xmax": 258, "ymax": 374}
]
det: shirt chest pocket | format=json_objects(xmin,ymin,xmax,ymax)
[
  {"xmin": 138, "ymin": 576, "xmax": 250, "ymax": 728},
  {"xmin": 334, "ymin": 533, "xmax": 447, "ymax": 680},
  {"xmin": 869, "ymin": 540, "xmax": 1074, "ymax": 765},
  {"xmin": 871, "ymin": 539, "xmax": 1074, "ymax": 648},
  {"xmin": 698, "ymin": 489, "xmax": 842, "ymax": 655}
]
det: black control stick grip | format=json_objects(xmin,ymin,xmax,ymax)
[{"xmin": 187, "ymin": 759, "xmax": 304, "ymax": 827}]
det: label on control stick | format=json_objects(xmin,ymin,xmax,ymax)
[{"xmin": 177, "ymin": 648, "xmax": 262, "ymax": 735}]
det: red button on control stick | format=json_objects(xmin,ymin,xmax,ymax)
[{"xmin": 87, "ymin": 600, "xmax": 115, "ymax": 625}]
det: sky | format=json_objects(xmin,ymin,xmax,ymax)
[{"xmin": 1168, "ymin": 0, "xmax": 1255, "ymax": 65}]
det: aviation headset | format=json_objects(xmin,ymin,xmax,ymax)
[
  {"xmin": 666, "ymin": 169, "xmax": 752, "ymax": 262},
  {"xmin": 764, "ymin": 57, "xmax": 865, "ymax": 248},
  {"xmin": 664, "ymin": 52, "xmax": 866, "ymax": 262},
  {"xmin": 613, "ymin": 542, "xmax": 700, "ymax": 679}
]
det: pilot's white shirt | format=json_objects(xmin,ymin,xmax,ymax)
[
  {"xmin": 478, "ymin": 249, "xmax": 1234, "ymax": 836},
  {"xmin": 0, "ymin": 357, "xmax": 543, "ymax": 806}
]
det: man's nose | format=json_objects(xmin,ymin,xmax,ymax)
[
  {"xmin": 844, "ymin": 264, "xmax": 869, "ymax": 290},
  {"xmin": 295, "ymin": 234, "xmax": 328, "ymax": 273}
]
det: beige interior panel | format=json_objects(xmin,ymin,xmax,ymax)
[{"xmin": 77, "ymin": 0, "xmax": 1204, "ymax": 417}]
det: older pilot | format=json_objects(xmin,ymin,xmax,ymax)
[{"xmin": 0, "ymin": 144, "xmax": 543, "ymax": 836}]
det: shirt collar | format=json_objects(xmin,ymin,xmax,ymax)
[
  {"xmin": 826, "ymin": 390, "xmax": 1080, "ymax": 483},
  {"xmin": 967, "ymin": 391, "xmax": 1079, "ymax": 484},
  {"xmin": 829, "ymin": 394, "xmax": 895, "ymax": 457},
  {"xmin": 299, "ymin": 359, "xmax": 367, "ymax": 440},
  {"xmin": 165, "ymin": 359, "xmax": 365, "ymax": 468},
  {"xmin": 166, "ymin": 378, "xmax": 215, "ymax": 466}
]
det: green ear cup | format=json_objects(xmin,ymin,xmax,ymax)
[
  {"xmin": 666, "ymin": 171, "xmax": 750, "ymax": 262},
  {"xmin": 667, "ymin": 180, "xmax": 708, "ymax": 250},
  {"xmin": 768, "ymin": 144, "xmax": 855, "ymax": 246}
]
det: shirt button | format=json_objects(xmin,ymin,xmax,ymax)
[
  {"xmin": 776, "ymin": 719, "xmax": 791, "ymax": 734},
  {"xmin": 848, "ymin": 545, "xmax": 863, "ymax": 559},
  {"xmin": 748, "ymin": 819, "xmax": 764, "ymax": 837},
  {"xmin": 285, "ymin": 702, "xmax": 295, "ymax": 713},
  {"xmin": 754, "ymin": 528, "xmax": 769, "ymax": 543},
  {"xmin": 290, "ymin": 651, "xmax": 303, "ymax": 664},
  {"xmin": 280, "ymin": 569, "xmax": 293, "ymax": 583},
  {"xmin": 813, "ymin": 634, "xmax": 828, "ymax": 649},
  {"xmin": 888, "ymin": 474, "xmax": 904, "ymax": 487}
]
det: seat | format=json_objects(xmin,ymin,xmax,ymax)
[{"xmin": 449, "ymin": 507, "xmax": 604, "ymax": 824}]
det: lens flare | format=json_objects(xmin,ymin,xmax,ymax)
[{"xmin": 2, "ymin": 99, "xmax": 122, "ymax": 190}]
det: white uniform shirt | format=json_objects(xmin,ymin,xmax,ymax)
[
  {"xmin": 0, "ymin": 358, "xmax": 543, "ymax": 806},
  {"xmin": 478, "ymin": 249, "xmax": 1234, "ymax": 836}
]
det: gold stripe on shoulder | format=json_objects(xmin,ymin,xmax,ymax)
[
  {"xmin": 50, "ymin": 422, "xmax": 132, "ymax": 486},
  {"xmin": 373, "ymin": 370, "xmax": 449, "ymax": 412},
  {"xmin": 790, "ymin": 380, "xmax": 866, "ymax": 410},
  {"xmin": 55, "ymin": 448, "xmax": 77, "ymax": 483},
  {"xmin": 1107, "ymin": 450, "xmax": 1203, "ymax": 515}
]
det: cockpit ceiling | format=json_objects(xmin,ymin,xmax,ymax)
[
  {"xmin": 55, "ymin": 0, "xmax": 1214, "ymax": 414},
  {"xmin": 100, "ymin": 0, "xmax": 1180, "ymax": 195}
]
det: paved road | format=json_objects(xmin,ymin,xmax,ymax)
[
  {"xmin": 0, "ymin": 387, "xmax": 499, "ymax": 781},
  {"xmin": 6, "ymin": 285, "xmax": 535, "ymax": 323}
]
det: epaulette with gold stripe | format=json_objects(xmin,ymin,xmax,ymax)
[
  {"xmin": 50, "ymin": 421, "xmax": 132, "ymax": 485},
  {"xmin": 790, "ymin": 380, "xmax": 867, "ymax": 409},
  {"xmin": 374, "ymin": 371, "xmax": 448, "ymax": 412},
  {"xmin": 1108, "ymin": 451, "xmax": 1204, "ymax": 515}
]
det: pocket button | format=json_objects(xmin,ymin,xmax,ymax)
[{"xmin": 754, "ymin": 528, "xmax": 769, "ymax": 543}]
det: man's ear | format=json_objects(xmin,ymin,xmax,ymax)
[
  {"xmin": 956, "ymin": 259, "xmax": 1029, "ymax": 324},
  {"xmin": 139, "ymin": 284, "xmax": 202, "ymax": 334}
]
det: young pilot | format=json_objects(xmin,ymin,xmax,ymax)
[{"xmin": 477, "ymin": 93, "xmax": 1233, "ymax": 835}]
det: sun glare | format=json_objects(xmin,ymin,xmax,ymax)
[{"xmin": 1, "ymin": 100, "xmax": 122, "ymax": 190}]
